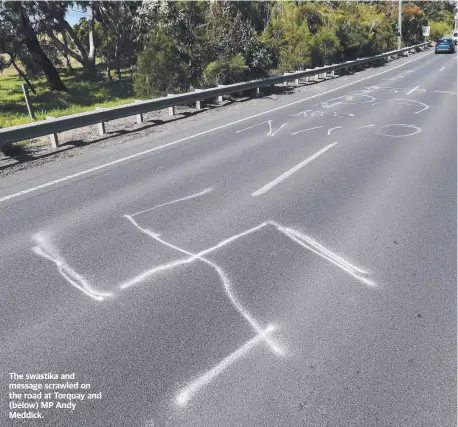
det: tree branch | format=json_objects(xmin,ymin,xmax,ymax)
[{"xmin": 45, "ymin": 29, "xmax": 84, "ymax": 65}]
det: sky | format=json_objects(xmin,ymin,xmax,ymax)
[{"xmin": 66, "ymin": 8, "xmax": 88, "ymax": 26}]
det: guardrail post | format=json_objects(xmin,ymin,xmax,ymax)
[
  {"xmin": 217, "ymin": 85, "xmax": 225, "ymax": 103},
  {"xmin": 134, "ymin": 100, "xmax": 144, "ymax": 124},
  {"xmin": 94, "ymin": 107, "xmax": 107, "ymax": 136},
  {"xmin": 21, "ymin": 84, "xmax": 35, "ymax": 120},
  {"xmin": 45, "ymin": 116, "xmax": 59, "ymax": 148},
  {"xmin": 194, "ymin": 89, "xmax": 203, "ymax": 110},
  {"xmin": 283, "ymin": 73, "xmax": 291, "ymax": 86},
  {"xmin": 167, "ymin": 94, "xmax": 176, "ymax": 116}
]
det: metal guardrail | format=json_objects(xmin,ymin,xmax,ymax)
[{"xmin": 0, "ymin": 42, "xmax": 429, "ymax": 148}]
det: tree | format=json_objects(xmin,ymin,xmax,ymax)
[
  {"xmin": 97, "ymin": 1, "xmax": 141, "ymax": 80},
  {"xmin": 0, "ymin": 1, "xmax": 67, "ymax": 91},
  {"xmin": 33, "ymin": 1, "xmax": 98, "ymax": 76}
]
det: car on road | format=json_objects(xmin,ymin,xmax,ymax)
[
  {"xmin": 452, "ymin": 31, "xmax": 458, "ymax": 45},
  {"xmin": 435, "ymin": 38, "xmax": 456, "ymax": 54}
]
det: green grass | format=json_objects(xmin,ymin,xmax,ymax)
[{"xmin": 0, "ymin": 66, "xmax": 139, "ymax": 129}]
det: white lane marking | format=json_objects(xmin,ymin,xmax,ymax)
[
  {"xmin": 32, "ymin": 233, "xmax": 113, "ymax": 301},
  {"xmin": 122, "ymin": 216, "xmax": 285, "ymax": 356},
  {"xmin": 235, "ymin": 121, "xmax": 269, "ymax": 134},
  {"xmin": 251, "ymin": 143, "xmax": 338, "ymax": 197},
  {"xmin": 406, "ymin": 85, "xmax": 420, "ymax": 95},
  {"xmin": 345, "ymin": 124, "xmax": 375, "ymax": 132},
  {"xmin": 0, "ymin": 51, "xmax": 433, "ymax": 205},
  {"xmin": 433, "ymin": 90, "xmax": 457, "ymax": 95},
  {"xmin": 439, "ymin": 67, "xmax": 446, "ymax": 71},
  {"xmin": 130, "ymin": 187, "xmax": 213, "ymax": 217},
  {"xmin": 327, "ymin": 126, "xmax": 342, "ymax": 135},
  {"xmin": 175, "ymin": 325, "xmax": 277, "ymax": 407},
  {"xmin": 291, "ymin": 126, "xmax": 324, "ymax": 136},
  {"xmin": 377, "ymin": 124, "xmax": 422, "ymax": 138}
]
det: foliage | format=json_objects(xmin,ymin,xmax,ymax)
[
  {"xmin": 429, "ymin": 21, "xmax": 452, "ymax": 40},
  {"xmin": 203, "ymin": 54, "xmax": 248, "ymax": 86},
  {"xmin": 133, "ymin": 30, "xmax": 190, "ymax": 98}
]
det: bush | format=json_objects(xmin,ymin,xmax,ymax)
[
  {"xmin": 429, "ymin": 21, "xmax": 452, "ymax": 41},
  {"xmin": 310, "ymin": 27, "xmax": 342, "ymax": 66},
  {"xmin": 133, "ymin": 30, "xmax": 190, "ymax": 98},
  {"xmin": 202, "ymin": 54, "xmax": 248, "ymax": 86}
]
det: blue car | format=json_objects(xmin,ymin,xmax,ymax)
[{"xmin": 435, "ymin": 38, "xmax": 456, "ymax": 54}]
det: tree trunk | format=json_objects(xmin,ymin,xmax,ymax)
[
  {"xmin": 12, "ymin": 60, "xmax": 36, "ymax": 94},
  {"xmin": 19, "ymin": 12, "xmax": 67, "ymax": 91},
  {"xmin": 62, "ymin": 31, "xmax": 73, "ymax": 72},
  {"xmin": 105, "ymin": 28, "xmax": 112, "ymax": 82},
  {"xmin": 114, "ymin": 43, "xmax": 121, "ymax": 80},
  {"xmin": 88, "ymin": 4, "xmax": 97, "ymax": 67}
]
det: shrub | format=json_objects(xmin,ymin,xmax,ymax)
[
  {"xmin": 429, "ymin": 21, "xmax": 452, "ymax": 41},
  {"xmin": 202, "ymin": 54, "xmax": 248, "ymax": 86},
  {"xmin": 133, "ymin": 30, "xmax": 190, "ymax": 98}
]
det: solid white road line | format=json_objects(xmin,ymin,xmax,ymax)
[
  {"xmin": 251, "ymin": 143, "xmax": 338, "ymax": 197},
  {"xmin": 439, "ymin": 67, "xmax": 446, "ymax": 71},
  {"xmin": 0, "ymin": 51, "xmax": 433, "ymax": 205}
]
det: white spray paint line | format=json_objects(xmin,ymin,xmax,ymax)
[
  {"xmin": 122, "ymin": 216, "xmax": 284, "ymax": 356},
  {"xmin": 119, "ymin": 219, "xmax": 268, "ymax": 289},
  {"xmin": 291, "ymin": 126, "xmax": 324, "ymax": 136},
  {"xmin": 276, "ymin": 226, "xmax": 376, "ymax": 288},
  {"xmin": 433, "ymin": 90, "xmax": 457, "ymax": 95},
  {"xmin": 327, "ymin": 126, "xmax": 342, "ymax": 135},
  {"xmin": 0, "ymin": 51, "xmax": 433, "ymax": 205},
  {"xmin": 439, "ymin": 67, "xmax": 446, "ymax": 71},
  {"xmin": 251, "ymin": 143, "xmax": 338, "ymax": 197},
  {"xmin": 372, "ymin": 98, "xmax": 429, "ymax": 115},
  {"xmin": 235, "ymin": 121, "xmax": 269, "ymax": 134},
  {"xmin": 32, "ymin": 233, "xmax": 113, "ymax": 301},
  {"xmin": 277, "ymin": 225, "xmax": 368, "ymax": 275},
  {"xmin": 175, "ymin": 325, "xmax": 277, "ymax": 407},
  {"xmin": 406, "ymin": 85, "xmax": 420, "ymax": 95},
  {"xmin": 344, "ymin": 124, "xmax": 375, "ymax": 132},
  {"xmin": 377, "ymin": 124, "xmax": 422, "ymax": 138},
  {"xmin": 129, "ymin": 187, "xmax": 213, "ymax": 217},
  {"xmin": 267, "ymin": 120, "xmax": 287, "ymax": 137},
  {"xmin": 289, "ymin": 110, "xmax": 353, "ymax": 118}
]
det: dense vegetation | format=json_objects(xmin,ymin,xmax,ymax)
[{"xmin": 0, "ymin": 0, "xmax": 455, "ymax": 128}]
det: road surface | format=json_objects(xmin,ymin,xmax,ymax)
[{"xmin": 1, "ymin": 49, "xmax": 456, "ymax": 427}]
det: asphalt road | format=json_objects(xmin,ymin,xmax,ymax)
[{"xmin": 1, "ymin": 49, "xmax": 456, "ymax": 427}]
